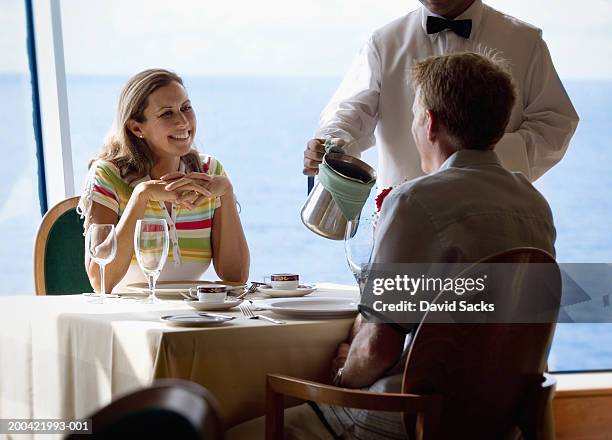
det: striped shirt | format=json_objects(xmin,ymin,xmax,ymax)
[{"xmin": 78, "ymin": 153, "xmax": 225, "ymax": 292}]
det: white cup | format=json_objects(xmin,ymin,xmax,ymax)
[
  {"xmin": 190, "ymin": 284, "xmax": 228, "ymax": 303},
  {"xmin": 265, "ymin": 273, "xmax": 299, "ymax": 290}
]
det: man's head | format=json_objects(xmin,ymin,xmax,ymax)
[
  {"xmin": 419, "ymin": 0, "xmax": 476, "ymax": 19},
  {"xmin": 410, "ymin": 52, "xmax": 516, "ymax": 174}
]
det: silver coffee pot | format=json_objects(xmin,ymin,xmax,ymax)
[{"xmin": 300, "ymin": 152, "xmax": 376, "ymax": 240}]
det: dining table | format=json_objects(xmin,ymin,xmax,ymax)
[{"xmin": 0, "ymin": 283, "xmax": 358, "ymax": 437}]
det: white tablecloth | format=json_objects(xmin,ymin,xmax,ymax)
[{"xmin": 0, "ymin": 284, "xmax": 358, "ymax": 437}]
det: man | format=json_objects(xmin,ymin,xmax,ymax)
[
  {"xmin": 316, "ymin": 51, "xmax": 557, "ymax": 439},
  {"xmin": 229, "ymin": 52, "xmax": 556, "ymax": 439},
  {"xmin": 303, "ymin": 0, "xmax": 579, "ymax": 188}
]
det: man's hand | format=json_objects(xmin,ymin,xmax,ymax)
[
  {"xmin": 339, "ymin": 322, "xmax": 406, "ymax": 389},
  {"xmin": 332, "ymin": 342, "xmax": 350, "ymax": 372},
  {"xmin": 303, "ymin": 138, "xmax": 325, "ymax": 175}
]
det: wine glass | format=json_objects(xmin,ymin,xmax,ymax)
[
  {"xmin": 134, "ymin": 219, "xmax": 169, "ymax": 303},
  {"xmin": 85, "ymin": 224, "xmax": 117, "ymax": 298},
  {"xmin": 344, "ymin": 216, "xmax": 376, "ymax": 292}
]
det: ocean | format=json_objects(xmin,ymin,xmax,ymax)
[{"xmin": 1, "ymin": 74, "xmax": 611, "ymax": 371}]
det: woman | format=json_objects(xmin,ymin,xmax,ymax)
[{"xmin": 78, "ymin": 69, "xmax": 249, "ymax": 293}]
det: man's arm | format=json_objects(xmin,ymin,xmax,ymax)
[
  {"xmin": 496, "ymin": 35, "xmax": 579, "ymax": 181},
  {"xmin": 338, "ymin": 322, "xmax": 406, "ymax": 389},
  {"xmin": 336, "ymin": 188, "xmax": 441, "ymax": 388},
  {"xmin": 314, "ymin": 34, "xmax": 382, "ymax": 157}
]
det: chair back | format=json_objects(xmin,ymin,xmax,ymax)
[
  {"xmin": 67, "ymin": 379, "xmax": 224, "ymax": 439},
  {"xmin": 401, "ymin": 247, "xmax": 561, "ymax": 439},
  {"xmin": 33, "ymin": 196, "xmax": 92, "ymax": 295}
]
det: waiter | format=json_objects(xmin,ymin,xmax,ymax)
[{"xmin": 303, "ymin": 0, "xmax": 579, "ymax": 188}]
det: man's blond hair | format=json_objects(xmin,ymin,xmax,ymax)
[{"xmin": 411, "ymin": 52, "xmax": 516, "ymax": 150}]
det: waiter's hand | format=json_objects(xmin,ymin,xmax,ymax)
[{"xmin": 303, "ymin": 138, "xmax": 325, "ymax": 175}]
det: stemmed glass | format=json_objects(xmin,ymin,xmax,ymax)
[
  {"xmin": 344, "ymin": 216, "xmax": 376, "ymax": 292},
  {"xmin": 134, "ymin": 219, "xmax": 169, "ymax": 303},
  {"xmin": 85, "ymin": 224, "xmax": 117, "ymax": 298}
]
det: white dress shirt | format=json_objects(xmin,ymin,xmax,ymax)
[{"xmin": 315, "ymin": 0, "xmax": 579, "ymax": 188}]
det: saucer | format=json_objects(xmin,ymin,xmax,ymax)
[
  {"xmin": 160, "ymin": 314, "xmax": 233, "ymax": 327},
  {"xmin": 256, "ymin": 284, "xmax": 316, "ymax": 298},
  {"xmin": 183, "ymin": 298, "xmax": 242, "ymax": 311},
  {"xmin": 125, "ymin": 280, "xmax": 247, "ymax": 299}
]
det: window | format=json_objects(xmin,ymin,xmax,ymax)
[
  {"xmin": 0, "ymin": 0, "xmax": 43, "ymax": 295},
  {"xmin": 60, "ymin": 0, "xmax": 408, "ymax": 287},
  {"xmin": 489, "ymin": 1, "xmax": 612, "ymax": 372}
]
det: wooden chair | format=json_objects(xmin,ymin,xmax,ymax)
[
  {"xmin": 33, "ymin": 196, "xmax": 92, "ymax": 295},
  {"xmin": 266, "ymin": 247, "xmax": 561, "ymax": 439},
  {"xmin": 67, "ymin": 379, "xmax": 224, "ymax": 439}
]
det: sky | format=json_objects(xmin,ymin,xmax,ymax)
[{"xmin": 1, "ymin": 0, "xmax": 611, "ymax": 79}]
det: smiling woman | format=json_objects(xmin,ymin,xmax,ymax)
[{"xmin": 77, "ymin": 69, "xmax": 250, "ymax": 294}]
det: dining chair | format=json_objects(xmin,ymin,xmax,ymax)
[
  {"xmin": 266, "ymin": 247, "xmax": 562, "ymax": 440},
  {"xmin": 33, "ymin": 196, "xmax": 92, "ymax": 295},
  {"xmin": 67, "ymin": 379, "xmax": 224, "ymax": 439}
]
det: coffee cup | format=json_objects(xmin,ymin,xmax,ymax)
[
  {"xmin": 189, "ymin": 284, "xmax": 228, "ymax": 303},
  {"xmin": 264, "ymin": 273, "xmax": 299, "ymax": 290}
]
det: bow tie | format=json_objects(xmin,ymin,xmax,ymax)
[{"xmin": 426, "ymin": 16, "xmax": 472, "ymax": 39}]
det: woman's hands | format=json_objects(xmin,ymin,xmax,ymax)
[
  {"xmin": 161, "ymin": 172, "xmax": 233, "ymax": 209},
  {"xmin": 135, "ymin": 179, "xmax": 209, "ymax": 207},
  {"xmin": 134, "ymin": 172, "xmax": 232, "ymax": 209}
]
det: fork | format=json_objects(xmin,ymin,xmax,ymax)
[
  {"xmin": 235, "ymin": 281, "xmax": 267, "ymax": 299},
  {"xmin": 239, "ymin": 302, "xmax": 285, "ymax": 324}
]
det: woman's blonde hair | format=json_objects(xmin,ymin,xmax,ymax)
[{"xmin": 93, "ymin": 68, "xmax": 201, "ymax": 182}]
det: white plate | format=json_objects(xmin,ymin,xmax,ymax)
[
  {"xmin": 259, "ymin": 297, "xmax": 358, "ymax": 319},
  {"xmin": 160, "ymin": 314, "xmax": 233, "ymax": 327},
  {"xmin": 184, "ymin": 298, "xmax": 242, "ymax": 311},
  {"xmin": 126, "ymin": 281, "xmax": 247, "ymax": 299},
  {"xmin": 256, "ymin": 284, "xmax": 316, "ymax": 298}
]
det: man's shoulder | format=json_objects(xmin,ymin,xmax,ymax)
[
  {"xmin": 386, "ymin": 173, "xmax": 439, "ymax": 208},
  {"xmin": 373, "ymin": 8, "xmax": 421, "ymax": 40},
  {"xmin": 482, "ymin": 2, "xmax": 542, "ymax": 37},
  {"xmin": 394, "ymin": 170, "xmax": 455, "ymax": 197},
  {"xmin": 391, "ymin": 164, "xmax": 551, "ymax": 213}
]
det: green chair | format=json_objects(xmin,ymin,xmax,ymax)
[{"xmin": 34, "ymin": 196, "xmax": 92, "ymax": 295}]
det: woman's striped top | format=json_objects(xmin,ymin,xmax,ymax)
[{"xmin": 78, "ymin": 153, "xmax": 225, "ymax": 279}]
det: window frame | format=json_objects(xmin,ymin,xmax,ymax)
[{"xmin": 31, "ymin": 0, "xmax": 75, "ymax": 208}]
